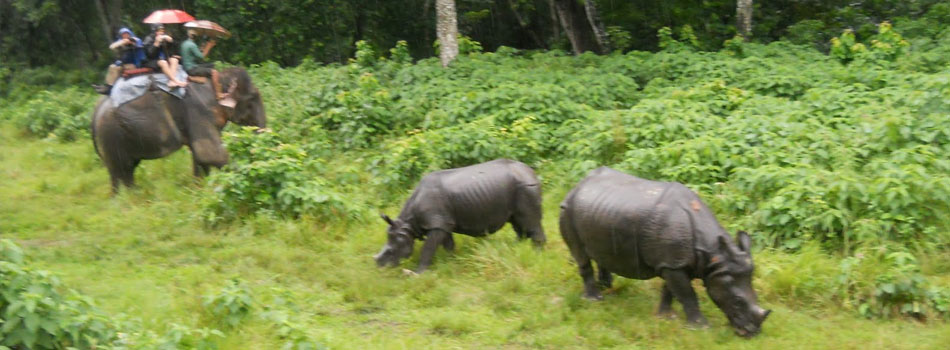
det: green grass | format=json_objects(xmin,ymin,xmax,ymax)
[{"xmin": 1, "ymin": 124, "xmax": 949, "ymax": 349}]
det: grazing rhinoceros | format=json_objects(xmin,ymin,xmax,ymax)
[
  {"xmin": 559, "ymin": 167, "xmax": 770, "ymax": 337},
  {"xmin": 375, "ymin": 159, "xmax": 546, "ymax": 273}
]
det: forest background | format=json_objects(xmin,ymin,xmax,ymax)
[{"xmin": 1, "ymin": 0, "xmax": 945, "ymax": 68}]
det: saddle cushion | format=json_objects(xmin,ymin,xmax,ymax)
[
  {"xmin": 122, "ymin": 67, "xmax": 155, "ymax": 78},
  {"xmin": 110, "ymin": 70, "xmax": 188, "ymax": 107}
]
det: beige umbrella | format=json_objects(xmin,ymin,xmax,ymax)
[{"xmin": 183, "ymin": 20, "xmax": 231, "ymax": 39}]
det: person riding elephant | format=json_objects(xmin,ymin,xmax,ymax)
[
  {"xmin": 93, "ymin": 27, "xmax": 145, "ymax": 95},
  {"xmin": 91, "ymin": 67, "xmax": 267, "ymax": 193},
  {"xmin": 143, "ymin": 24, "xmax": 188, "ymax": 88},
  {"xmin": 180, "ymin": 29, "xmax": 228, "ymax": 102}
]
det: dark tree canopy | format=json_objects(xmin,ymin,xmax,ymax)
[{"xmin": 0, "ymin": 0, "xmax": 945, "ymax": 69}]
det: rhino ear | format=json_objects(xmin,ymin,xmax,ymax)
[
  {"xmin": 736, "ymin": 231, "xmax": 751, "ymax": 253},
  {"xmin": 718, "ymin": 235, "xmax": 741, "ymax": 258},
  {"xmin": 380, "ymin": 214, "xmax": 395, "ymax": 226}
]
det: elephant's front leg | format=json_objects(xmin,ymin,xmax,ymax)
[
  {"xmin": 192, "ymin": 155, "xmax": 211, "ymax": 177},
  {"xmin": 416, "ymin": 229, "xmax": 449, "ymax": 274}
]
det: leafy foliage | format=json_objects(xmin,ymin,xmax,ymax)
[
  {"xmin": 7, "ymin": 87, "xmax": 97, "ymax": 142},
  {"xmin": 832, "ymin": 22, "xmax": 910, "ymax": 64},
  {"xmin": 0, "ymin": 239, "xmax": 119, "ymax": 349},
  {"xmin": 203, "ymin": 127, "xmax": 365, "ymax": 223},
  {"xmin": 0, "ymin": 239, "xmax": 230, "ymax": 349},
  {"xmin": 203, "ymin": 279, "xmax": 254, "ymax": 329}
]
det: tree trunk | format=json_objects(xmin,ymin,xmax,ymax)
[
  {"xmin": 424, "ymin": 0, "xmax": 434, "ymax": 55},
  {"xmin": 547, "ymin": 0, "xmax": 560, "ymax": 41},
  {"xmin": 552, "ymin": 0, "xmax": 594, "ymax": 55},
  {"xmin": 583, "ymin": 0, "xmax": 609, "ymax": 54},
  {"xmin": 507, "ymin": 0, "xmax": 544, "ymax": 48},
  {"xmin": 737, "ymin": 0, "xmax": 753, "ymax": 39},
  {"xmin": 107, "ymin": 0, "xmax": 122, "ymax": 34},
  {"xmin": 93, "ymin": 0, "xmax": 113, "ymax": 44},
  {"xmin": 436, "ymin": 0, "xmax": 458, "ymax": 67}
]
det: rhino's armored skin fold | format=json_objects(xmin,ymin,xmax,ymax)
[
  {"xmin": 375, "ymin": 159, "xmax": 546, "ymax": 272},
  {"xmin": 560, "ymin": 167, "xmax": 770, "ymax": 337}
]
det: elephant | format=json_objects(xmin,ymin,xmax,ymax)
[{"xmin": 90, "ymin": 67, "xmax": 266, "ymax": 193}]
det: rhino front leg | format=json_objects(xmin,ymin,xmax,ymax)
[
  {"xmin": 416, "ymin": 229, "xmax": 449, "ymax": 274},
  {"xmin": 661, "ymin": 269, "xmax": 709, "ymax": 327}
]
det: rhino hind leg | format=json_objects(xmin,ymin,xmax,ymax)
[
  {"xmin": 657, "ymin": 283, "xmax": 676, "ymax": 318},
  {"xmin": 442, "ymin": 233, "xmax": 455, "ymax": 252},
  {"xmin": 597, "ymin": 266, "xmax": 613, "ymax": 289},
  {"xmin": 560, "ymin": 212, "xmax": 601, "ymax": 300},
  {"xmin": 661, "ymin": 269, "xmax": 709, "ymax": 327}
]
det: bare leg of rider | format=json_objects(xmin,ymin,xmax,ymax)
[
  {"xmin": 158, "ymin": 59, "xmax": 187, "ymax": 87},
  {"xmin": 210, "ymin": 69, "xmax": 226, "ymax": 100}
]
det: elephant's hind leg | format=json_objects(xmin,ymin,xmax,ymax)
[{"xmin": 105, "ymin": 157, "xmax": 138, "ymax": 193}]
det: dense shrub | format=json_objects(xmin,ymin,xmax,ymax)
[
  {"xmin": 203, "ymin": 127, "xmax": 365, "ymax": 223},
  {"xmin": 0, "ymin": 240, "xmax": 231, "ymax": 349},
  {"xmin": 240, "ymin": 38, "xmax": 950, "ymax": 256},
  {"xmin": 203, "ymin": 279, "xmax": 254, "ymax": 329},
  {"xmin": 0, "ymin": 239, "xmax": 119, "ymax": 349},
  {"xmin": 8, "ymin": 87, "xmax": 97, "ymax": 142}
]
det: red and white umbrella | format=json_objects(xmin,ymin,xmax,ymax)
[
  {"xmin": 184, "ymin": 20, "xmax": 231, "ymax": 39},
  {"xmin": 143, "ymin": 9, "xmax": 195, "ymax": 24}
]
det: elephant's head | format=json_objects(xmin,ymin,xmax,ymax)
[{"xmin": 219, "ymin": 67, "xmax": 267, "ymax": 129}]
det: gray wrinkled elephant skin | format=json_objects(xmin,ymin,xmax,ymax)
[
  {"xmin": 91, "ymin": 67, "xmax": 266, "ymax": 193},
  {"xmin": 375, "ymin": 159, "xmax": 546, "ymax": 273},
  {"xmin": 560, "ymin": 167, "xmax": 770, "ymax": 337}
]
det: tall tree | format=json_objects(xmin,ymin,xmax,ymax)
[
  {"xmin": 436, "ymin": 0, "xmax": 458, "ymax": 67},
  {"xmin": 737, "ymin": 0, "xmax": 753, "ymax": 39},
  {"xmin": 551, "ymin": 0, "xmax": 596, "ymax": 54},
  {"xmin": 582, "ymin": 0, "xmax": 609, "ymax": 53},
  {"xmin": 506, "ymin": 0, "xmax": 544, "ymax": 48}
]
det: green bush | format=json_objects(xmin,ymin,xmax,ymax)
[
  {"xmin": 785, "ymin": 19, "xmax": 829, "ymax": 48},
  {"xmin": 203, "ymin": 279, "xmax": 254, "ymax": 329},
  {"xmin": 9, "ymin": 87, "xmax": 96, "ymax": 141},
  {"xmin": 832, "ymin": 22, "xmax": 910, "ymax": 64},
  {"xmin": 203, "ymin": 127, "xmax": 365, "ymax": 223},
  {"xmin": 0, "ymin": 240, "xmax": 230, "ymax": 349},
  {"xmin": 259, "ymin": 288, "xmax": 327, "ymax": 350},
  {"xmin": 0, "ymin": 239, "xmax": 120, "ymax": 349}
]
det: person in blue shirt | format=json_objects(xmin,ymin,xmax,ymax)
[
  {"xmin": 94, "ymin": 27, "xmax": 146, "ymax": 95},
  {"xmin": 109, "ymin": 27, "xmax": 145, "ymax": 67}
]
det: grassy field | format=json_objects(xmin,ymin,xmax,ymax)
[{"xmin": 2, "ymin": 123, "xmax": 949, "ymax": 349}]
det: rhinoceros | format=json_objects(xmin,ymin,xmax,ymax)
[
  {"xmin": 375, "ymin": 159, "xmax": 546, "ymax": 273},
  {"xmin": 559, "ymin": 167, "xmax": 770, "ymax": 337}
]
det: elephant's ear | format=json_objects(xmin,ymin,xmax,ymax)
[{"xmin": 184, "ymin": 94, "xmax": 228, "ymax": 167}]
